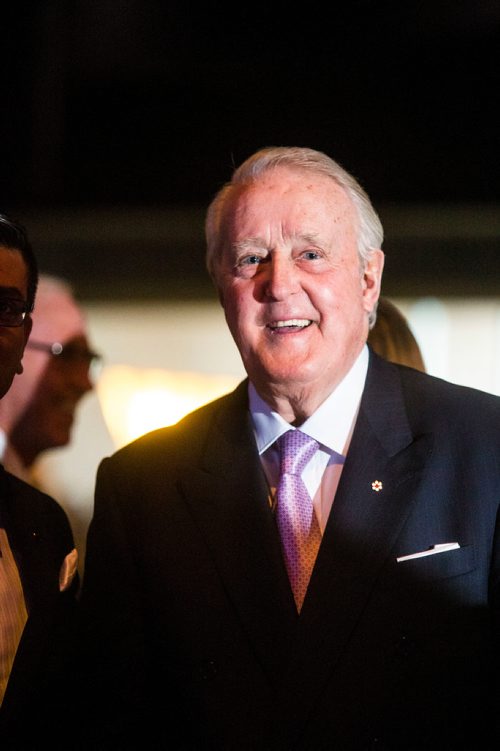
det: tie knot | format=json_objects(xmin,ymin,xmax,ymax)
[{"xmin": 277, "ymin": 430, "xmax": 318, "ymax": 476}]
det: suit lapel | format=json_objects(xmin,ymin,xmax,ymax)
[
  {"xmin": 178, "ymin": 381, "xmax": 298, "ymax": 681},
  {"xmin": 275, "ymin": 354, "xmax": 434, "ymax": 736},
  {"xmin": 176, "ymin": 356, "xmax": 435, "ymax": 726},
  {"xmin": 0, "ymin": 474, "xmax": 56, "ymax": 614},
  {"xmin": 0, "ymin": 468, "xmax": 60, "ymax": 717}
]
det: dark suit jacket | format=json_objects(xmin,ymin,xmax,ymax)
[
  {"xmin": 0, "ymin": 467, "xmax": 78, "ymax": 750},
  {"xmin": 79, "ymin": 351, "xmax": 500, "ymax": 750}
]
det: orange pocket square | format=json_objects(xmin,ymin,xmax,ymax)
[{"xmin": 59, "ymin": 548, "xmax": 78, "ymax": 591}]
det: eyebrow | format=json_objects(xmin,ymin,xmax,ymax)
[
  {"xmin": 231, "ymin": 238, "xmax": 268, "ymax": 254},
  {"xmin": 232, "ymin": 232, "xmax": 323, "ymax": 254},
  {"xmin": 0, "ymin": 286, "xmax": 25, "ymax": 299}
]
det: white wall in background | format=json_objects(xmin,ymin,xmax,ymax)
[{"xmin": 401, "ymin": 297, "xmax": 500, "ymax": 395}]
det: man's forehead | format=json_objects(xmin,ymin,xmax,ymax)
[
  {"xmin": 228, "ymin": 173, "xmax": 355, "ymax": 237},
  {"xmin": 232, "ymin": 169, "xmax": 352, "ymax": 214},
  {"xmin": 31, "ymin": 290, "xmax": 87, "ymax": 342}
]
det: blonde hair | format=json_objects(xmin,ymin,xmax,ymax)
[{"xmin": 368, "ymin": 297, "xmax": 426, "ymax": 371}]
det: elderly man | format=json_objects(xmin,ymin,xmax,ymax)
[
  {"xmin": 0, "ymin": 274, "xmax": 99, "ymax": 483},
  {"xmin": 0, "ymin": 214, "xmax": 78, "ymax": 748},
  {"xmin": 80, "ymin": 147, "xmax": 499, "ymax": 749}
]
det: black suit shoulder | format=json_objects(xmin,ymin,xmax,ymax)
[
  {"xmin": 3, "ymin": 468, "xmax": 74, "ymax": 522},
  {"xmin": 370, "ymin": 352, "xmax": 500, "ymax": 433},
  {"xmin": 101, "ymin": 379, "xmax": 249, "ymax": 475},
  {"xmin": 1, "ymin": 467, "xmax": 75, "ymax": 557}
]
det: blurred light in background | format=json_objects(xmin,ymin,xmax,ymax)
[
  {"xmin": 96, "ymin": 365, "xmax": 241, "ymax": 449},
  {"xmin": 406, "ymin": 298, "xmax": 450, "ymax": 378},
  {"xmin": 404, "ymin": 297, "xmax": 500, "ymax": 394}
]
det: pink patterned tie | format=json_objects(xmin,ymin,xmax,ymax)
[{"xmin": 275, "ymin": 430, "xmax": 321, "ymax": 612}]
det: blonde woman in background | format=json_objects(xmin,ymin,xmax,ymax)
[{"xmin": 368, "ymin": 295, "xmax": 426, "ymax": 371}]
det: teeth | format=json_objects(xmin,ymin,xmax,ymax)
[{"xmin": 270, "ymin": 319, "xmax": 311, "ymax": 328}]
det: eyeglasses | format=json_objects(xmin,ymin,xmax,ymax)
[
  {"xmin": 26, "ymin": 339, "xmax": 103, "ymax": 379},
  {"xmin": 0, "ymin": 297, "xmax": 33, "ymax": 327}
]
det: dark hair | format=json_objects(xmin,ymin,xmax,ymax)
[{"xmin": 0, "ymin": 213, "xmax": 39, "ymax": 310}]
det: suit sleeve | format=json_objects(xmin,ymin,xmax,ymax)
[{"xmin": 78, "ymin": 456, "xmax": 152, "ymax": 745}]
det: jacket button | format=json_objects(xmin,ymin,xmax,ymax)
[
  {"xmin": 198, "ymin": 659, "xmax": 218, "ymax": 680},
  {"xmin": 394, "ymin": 634, "xmax": 416, "ymax": 657}
]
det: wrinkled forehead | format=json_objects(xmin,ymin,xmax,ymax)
[
  {"xmin": 223, "ymin": 166, "xmax": 356, "ymax": 242},
  {"xmin": 31, "ymin": 290, "xmax": 87, "ymax": 343}
]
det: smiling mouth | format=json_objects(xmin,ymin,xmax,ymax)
[{"xmin": 268, "ymin": 319, "xmax": 313, "ymax": 331}]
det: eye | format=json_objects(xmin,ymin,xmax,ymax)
[
  {"xmin": 240, "ymin": 255, "xmax": 262, "ymax": 266},
  {"xmin": 301, "ymin": 250, "xmax": 321, "ymax": 260},
  {"xmin": 0, "ymin": 299, "xmax": 20, "ymax": 313},
  {"xmin": 234, "ymin": 253, "xmax": 269, "ymax": 277}
]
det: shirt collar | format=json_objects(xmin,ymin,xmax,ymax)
[{"xmin": 249, "ymin": 345, "xmax": 369, "ymax": 456}]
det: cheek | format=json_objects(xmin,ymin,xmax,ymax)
[
  {"xmin": 313, "ymin": 274, "xmax": 366, "ymax": 326},
  {"xmin": 314, "ymin": 279, "xmax": 353, "ymax": 312},
  {"xmin": 223, "ymin": 285, "xmax": 252, "ymax": 324},
  {"xmin": 223, "ymin": 295, "xmax": 247, "ymax": 347},
  {"xmin": 11, "ymin": 341, "xmax": 25, "ymax": 373}
]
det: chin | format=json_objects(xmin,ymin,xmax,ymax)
[
  {"xmin": 50, "ymin": 438, "xmax": 72, "ymax": 451},
  {"xmin": 271, "ymin": 359, "xmax": 323, "ymax": 384},
  {"xmin": 47, "ymin": 425, "xmax": 72, "ymax": 449}
]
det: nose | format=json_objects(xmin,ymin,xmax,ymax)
[{"xmin": 263, "ymin": 253, "xmax": 300, "ymax": 301}]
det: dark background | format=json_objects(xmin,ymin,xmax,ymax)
[{"xmin": 2, "ymin": 1, "xmax": 499, "ymax": 300}]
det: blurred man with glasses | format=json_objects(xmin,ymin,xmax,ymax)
[
  {"xmin": 0, "ymin": 213, "xmax": 78, "ymax": 748},
  {"xmin": 0, "ymin": 274, "xmax": 101, "ymax": 483}
]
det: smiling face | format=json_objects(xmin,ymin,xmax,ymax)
[
  {"xmin": 216, "ymin": 166, "xmax": 384, "ymax": 421},
  {"xmin": 9, "ymin": 333, "xmax": 94, "ymax": 462}
]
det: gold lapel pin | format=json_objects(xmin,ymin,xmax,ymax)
[{"xmin": 371, "ymin": 480, "xmax": 383, "ymax": 492}]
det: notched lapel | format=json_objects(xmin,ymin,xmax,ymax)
[
  {"xmin": 303, "ymin": 355, "xmax": 433, "ymax": 626},
  {"xmin": 275, "ymin": 356, "xmax": 435, "ymax": 740},
  {"xmin": 178, "ymin": 387, "xmax": 297, "ymax": 680},
  {"xmin": 0, "ymin": 471, "xmax": 60, "ymax": 613}
]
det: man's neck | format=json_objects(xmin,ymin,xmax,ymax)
[{"xmin": 250, "ymin": 346, "xmax": 369, "ymax": 425}]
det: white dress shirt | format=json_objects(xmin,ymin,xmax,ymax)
[{"xmin": 249, "ymin": 345, "xmax": 369, "ymax": 534}]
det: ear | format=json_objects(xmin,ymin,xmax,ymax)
[
  {"xmin": 16, "ymin": 315, "xmax": 33, "ymax": 374},
  {"xmin": 362, "ymin": 249, "xmax": 384, "ymax": 315}
]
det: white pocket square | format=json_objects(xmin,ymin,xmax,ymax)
[
  {"xmin": 396, "ymin": 542, "xmax": 460, "ymax": 563},
  {"xmin": 59, "ymin": 547, "xmax": 78, "ymax": 591}
]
